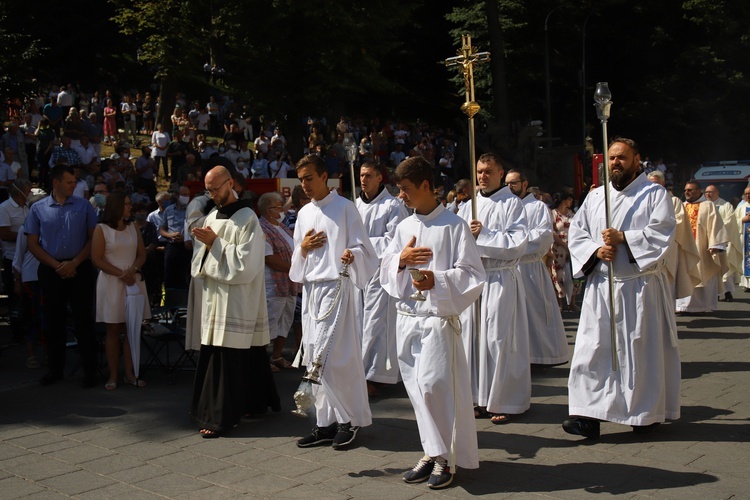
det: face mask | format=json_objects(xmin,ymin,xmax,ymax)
[
  {"xmin": 218, "ymin": 147, "xmax": 226, "ymax": 154},
  {"xmin": 178, "ymin": 195, "xmax": 190, "ymax": 206},
  {"xmin": 94, "ymin": 193, "xmax": 106, "ymax": 207},
  {"xmin": 275, "ymin": 211, "xmax": 285, "ymax": 223}
]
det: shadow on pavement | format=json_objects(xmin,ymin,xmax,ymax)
[{"xmin": 681, "ymin": 361, "xmax": 750, "ymax": 379}]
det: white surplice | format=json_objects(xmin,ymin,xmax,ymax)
[
  {"xmin": 518, "ymin": 194, "xmax": 567, "ymax": 365},
  {"xmin": 191, "ymin": 205, "xmax": 268, "ymax": 349},
  {"xmin": 714, "ymin": 198, "xmax": 742, "ymax": 295},
  {"xmin": 355, "ymin": 186, "xmax": 409, "ymax": 384},
  {"xmin": 664, "ymin": 195, "xmax": 701, "ymax": 301},
  {"xmin": 458, "ymin": 187, "xmax": 530, "ymax": 414},
  {"xmin": 568, "ymin": 173, "xmax": 680, "ymax": 426},
  {"xmin": 290, "ymin": 190, "xmax": 378, "ymax": 428},
  {"xmin": 381, "ymin": 203, "xmax": 485, "ymax": 470}
]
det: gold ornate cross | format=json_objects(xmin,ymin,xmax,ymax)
[{"xmin": 445, "ymin": 35, "xmax": 490, "ymax": 118}]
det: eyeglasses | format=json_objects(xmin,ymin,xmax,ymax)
[{"xmin": 204, "ymin": 178, "xmax": 229, "ymax": 196}]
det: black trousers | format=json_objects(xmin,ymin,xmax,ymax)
[
  {"xmin": 164, "ymin": 242, "xmax": 190, "ymax": 290},
  {"xmin": 38, "ymin": 260, "xmax": 96, "ymax": 379}
]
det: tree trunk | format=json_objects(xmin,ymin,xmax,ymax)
[
  {"xmin": 155, "ymin": 74, "xmax": 178, "ymax": 133},
  {"xmin": 484, "ymin": 0, "xmax": 512, "ymax": 152}
]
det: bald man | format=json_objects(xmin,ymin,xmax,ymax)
[{"xmin": 190, "ymin": 166, "xmax": 279, "ymax": 438}]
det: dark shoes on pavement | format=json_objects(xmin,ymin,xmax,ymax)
[
  {"xmin": 39, "ymin": 372, "xmax": 63, "ymax": 386},
  {"xmin": 403, "ymin": 457, "xmax": 434, "ymax": 483},
  {"xmin": 297, "ymin": 422, "xmax": 338, "ymax": 447},
  {"xmin": 403, "ymin": 456, "xmax": 454, "ymax": 489},
  {"xmin": 297, "ymin": 422, "xmax": 359, "ymax": 449},
  {"xmin": 332, "ymin": 422, "xmax": 359, "ymax": 449},
  {"xmin": 562, "ymin": 417, "xmax": 600, "ymax": 439}
]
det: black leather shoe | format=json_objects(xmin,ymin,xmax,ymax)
[
  {"xmin": 632, "ymin": 423, "xmax": 660, "ymax": 434},
  {"xmin": 562, "ymin": 417, "xmax": 600, "ymax": 439},
  {"xmin": 725, "ymin": 292, "xmax": 733, "ymax": 302},
  {"xmin": 39, "ymin": 372, "xmax": 63, "ymax": 386}
]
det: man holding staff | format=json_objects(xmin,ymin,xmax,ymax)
[
  {"xmin": 459, "ymin": 153, "xmax": 530, "ymax": 424},
  {"xmin": 563, "ymin": 138, "xmax": 679, "ymax": 439}
]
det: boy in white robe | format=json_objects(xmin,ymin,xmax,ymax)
[
  {"xmin": 381, "ymin": 156, "xmax": 485, "ymax": 489},
  {"xmin": 458, "ymin": 154, "xmax": 530, "ymax": 424},
  {"xmin": 290, "ymin": 154, "xmax": 378, "ymax": 450},
  {"xmin": 564, "ymin": 138, "xmax": 679, "ymax": 439},
  {"xmin": 355, "ymin": 162, "xmax": 409, "ymax": 395}
]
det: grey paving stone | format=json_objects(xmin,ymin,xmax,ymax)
[
  {"xmin": 0, "ymin": 475, "xmax": 47, "ymax": 497},
  {"xmin": 0, "ymin": 425, "xmax": 45, "ymax": 441},
  {"xmin": 27, "ymin": 440, "xmax": 73, "ymax": 455},
  {"xmin": 165, "ymin": 455, "xmax": 233, "ymax": 477},
  {"xmin": 183, "ymin": 439, "xmax": 250, "ymax": 459},
  {"xmin": 45, "ymin": 443, "xmax": 115, "ymax": 465},
  {"xmin": 133, "ymin": 472, "xmax": 213, "ymax": 496},
  {"xmin": 116, "ymin": 441, "xmax": 181, "ymax": 461},
  {"xmin": 7, "ymin": 431, "xmax": 68, "ymax": 450},
  {"xmin": 108, "ymin": 463, "xmax": 171, "ymax": 483},
  {"xmin": 174, "ymin": 485, "xmax": 241, "ymax": 499},
  {"xmin": 78, "ymin": 452, "xmax": 146, "ymax": 475},
  {"xmin": 38, "ymin": 469, "xmax": 117, "ymax": 495},
  {"xmin": 1, "ymin": 454, "xmax": 81, "ymax": 481},
  {"xmin": 0, "ymin": 442, "xmax": 30, "ymax": 462},
  {"xmin": 245, "ymin": 454, "xmax": 322, "ymax": 477},
  {"xmin": 226, "ymin": 474, "xmax": 302, "ymax": 495},
  {"xmin": 198, "ymin": 465, "xmax": 261, "ymax": 487},
  {"xmin": 272, "ymin": 483, "xmax": 353, "ymax": 499},
  {"xmin": 344, "ymin": 477, "xmax": 427, "ymax": 500}
]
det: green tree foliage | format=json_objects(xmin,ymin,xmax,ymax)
[{"xmin": 0, "ymin": 14, "xmax": 44, "ymax": 97}]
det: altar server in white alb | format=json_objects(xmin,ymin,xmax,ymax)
[
  {"xmin": 355, "ymin": 161, "xmax": 409, "ymax": 397},
  {"xmin": 459, "ymin": 153, "xmax": 530, "ymax": 425},
  {"xmin": 563, "ymin": 138, "xmax": 679, "ymax": 440},
  {"xmin": 505, "ymin": 169, "xmax": 567, "ymax": 366},
  {"xmin": 381, "ymin": 156, "xmax": 485, "ymax": 490},
  {"xmin": 290, "ymin": 154, "xmax": 378, "ymax": 450}
]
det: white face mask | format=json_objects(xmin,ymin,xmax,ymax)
[
  {"xmin": 275, "ymin": 211, "xmax": 285, "ymax": 223},
  {"xmin": 178, "ymin": 195, "xmax": 190, "ymax": 206}
]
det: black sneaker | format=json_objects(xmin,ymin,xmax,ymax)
[
  {"xmin": 562, "ymin": 417, "xmax": 600, "ymax": 439},
  {"xmin": 331, "ymin": 422, "xmax": 359, "ymax": 449},
  {"xmin": 296, "ymin": 422, "xmax": 337, "ymax": 448},
  {"xmin": 427, "ymin": 459, "xmax": 453, "ymax": 489},
  {"xmin": 403, "ymin": 457, "xmax": 434, "ymax": 484}
]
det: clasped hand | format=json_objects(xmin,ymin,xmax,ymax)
[{"xmin": 191, "ymin": 227, "xmax": 217, "ymax": 247}]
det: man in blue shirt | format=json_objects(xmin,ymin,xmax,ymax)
[
  {"xmin": 25, "ymin": 165, "xmax": 99, "ymax": 388},
  {"xmin": 160, "ymin": 185, "xmax": 191, "ymax": 289}
]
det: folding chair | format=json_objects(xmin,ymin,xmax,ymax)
[{"xmin": 140, "ymin": 288, "xmax": 196, "ymax": 377}]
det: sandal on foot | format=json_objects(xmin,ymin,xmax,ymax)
[
  {"xmin": 271, "ymin": 357, "xmax": 294, "ymax": 369},
  {"xmin": 491, "ymin": 414, "xmax": 510, "ymax": 425},
  {"xmin": 475, "ymin": 407, "xmax": 491, "ymax": 419},
  {"xmin": 200, "ymin": 429, "xmax": 220, "ymax": 439},
  {"xmin": 270, "ymin": 363, "xmax": 280, "ymax": 373},
  {"xmin": 124, "ymin": 378, "xmax": 146, "ymax": 387},
  {"xmin": 105, "ymin": 381, "xmax": 117, "ymax": 391}
]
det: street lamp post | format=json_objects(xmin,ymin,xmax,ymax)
[
  {"xmin": 544, "ymin": 5, "xmax": 562, "ymax": 141},
  {"xmin": 593, "ymin": 81, "xmax": 618, "ymax": 371}
]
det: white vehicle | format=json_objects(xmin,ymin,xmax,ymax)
[{"xmin": 693, "ymin": 161, "xmax": 750, "ymax": 204}]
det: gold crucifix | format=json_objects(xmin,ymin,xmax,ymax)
[{"xmin": 445, "ymin": 34, "xmax": 490, "ymax": 119}]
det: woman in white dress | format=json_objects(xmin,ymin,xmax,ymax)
[{"xmin": 91, "ymin": 192, "xmax": 150, "ymax": 390}]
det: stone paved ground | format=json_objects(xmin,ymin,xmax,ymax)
[{"xmin": 0, "ymin": 297, "xmax": 748, "ymax": 499}]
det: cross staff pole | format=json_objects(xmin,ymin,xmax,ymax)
[
  {"xmin": 593, "ymin": 82, "xmax": 618, "ymax": 372},
  {"xmin": 444, "ymin": 37, "xmax": 490, "ymax": 460}
]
